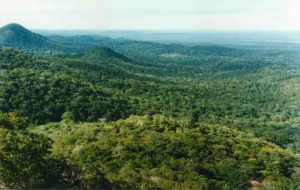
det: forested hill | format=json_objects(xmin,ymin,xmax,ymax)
[
  {"xmin": 0, "ymin": 23, "xmax": 60, "ymax": 53},
  {"xmin": 0, "ymin": 25, "xmax": 300, "ymax": 189}
]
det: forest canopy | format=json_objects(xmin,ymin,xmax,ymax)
[{"xmin": 0, "ymin": 26, "xmax": 300, "ymax": 189}]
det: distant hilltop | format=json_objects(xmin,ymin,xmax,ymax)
[{"xmin": 0, "ymin": 23, "xmax": 59, "ymax": 50}]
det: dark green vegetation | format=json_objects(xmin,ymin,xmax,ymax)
[
  {"xmin": 0, "ymin": 24, "xmax": 300, "ymax": 189},
  {"xmin": 0, "ymin": 23, "xmax": 60, "ymax": 53},
  {"xmin": 0, "ymin": 113, "xmax": 63, "ymax": 189}
]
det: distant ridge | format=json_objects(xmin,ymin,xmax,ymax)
[
  {"xmin": 0, "ymin": 23, "xmax": 59, "ymax": 51},
  {"xmin": 85, "ymin": 46, "xmax": 130, "ymax": 62}
]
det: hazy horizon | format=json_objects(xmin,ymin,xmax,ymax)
[
  {"xmin": 1, "ymin": 0, "xmax": 300, "ymax": 31},
  {"xmin": 31, "ymin": 29, "xmax": 300, "ymax": 46}
]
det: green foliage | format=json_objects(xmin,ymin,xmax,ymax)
[
  {"xmin": 0, "ymin": 112, "xmax": 28, "ymax": 129},
  {"xmin": 0, "ymin": 23, "xmax": 61, "ymax": 53},
  {"xmin": 1, "ymin": 67, "xmax": 132, "ymax": 123},
  {"xmin": 0, "ymin": 33, "xmax": 300, "ymax": 189},
  {"xmin": 0, "ymin": 112, "xmax": 63, "ymax": 189},
  {"xmin": 32, "ymin": 115, "xmax": 299, "ymax": 190}
]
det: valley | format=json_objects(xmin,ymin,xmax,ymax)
[{"xmin": 0, "ymin": 23, "xmax": 299, "ymax": 189}]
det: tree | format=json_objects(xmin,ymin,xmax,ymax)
[{"xmin": 0, "ymin": 112, "xmax": 63, "ymax": 189}]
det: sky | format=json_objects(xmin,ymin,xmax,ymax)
[{"xmin": 0, "ymin": 0, "xmax": 299, "ymax": 30}]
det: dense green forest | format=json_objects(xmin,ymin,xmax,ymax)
[{"xmin": 0, "ymin": 24, "xmax": 300, "ymax": 189}]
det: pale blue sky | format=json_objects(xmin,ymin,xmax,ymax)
[{"xmin": 0, "ymin": 0, "xmax": 299, "ymax": 30}]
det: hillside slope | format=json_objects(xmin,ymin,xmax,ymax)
[
  {"xmin": 0, "ymin": 27, "xmax": 300, "ymax": 189},
  {"xmin": 0, "ymin": 23, "xmax": 60, "ymax": 52},
  {"xmin": 30, "ymin": 115, "xmax": 299, "ymax": 189}
]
